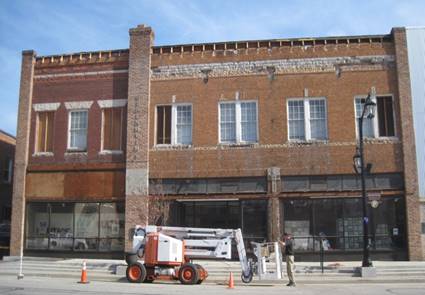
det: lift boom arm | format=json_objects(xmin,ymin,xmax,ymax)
[{"xmin": 131, "ymin": 225, "xmax": 252, "ymax": 281}]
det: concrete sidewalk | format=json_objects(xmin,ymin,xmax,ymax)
[{"xmin": 1, "ymin": 256, "xmax": 425, "ymax": 285}]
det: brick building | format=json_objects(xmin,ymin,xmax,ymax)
[
  {"xmin": 10, "ymin": 25, "xmax": 424, "ymax": 261},
  {"xmin": 0, "ymin": 130, "xmax": 15, "ymax": 253},
  {"xmin": 0, "ymin": 130, "xmax": 15, "ymax": 222}
]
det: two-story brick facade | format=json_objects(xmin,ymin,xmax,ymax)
[{"xmin": 10, "ymin": 25, "xmax": 423, "ymax": 261}]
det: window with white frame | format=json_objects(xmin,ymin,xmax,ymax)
[
  {"xmin": 219, "ymin": 101, "xmax": 258, "ymax": 144},
  {"xmin": 156, "ymin": 104, "xmax": 192, "ymax": 145},
  {"xmin": 287, "ymin": 98, "xmax": 327, "ymax": 141},
  {"xmin": 355, "ymin": 96, "xmax": 395, "ymax": 138},
  {"xmin": 68, "ymin": 110, "xmax": 88, "ymax": 151},
  {"xmin": 176, "ymin": 105, "xmax": 192, "ymax": 145}
]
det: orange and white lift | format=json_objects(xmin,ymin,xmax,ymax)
[{"xmin": 125, "ymin": 225, "xmax": 282, "ymax": 285}]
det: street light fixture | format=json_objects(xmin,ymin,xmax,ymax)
[{"xmin": 353, "ymin": 87, "xmax": 376, "ymax": 268}]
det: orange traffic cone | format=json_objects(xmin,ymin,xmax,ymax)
[
  {"xmin": 227, "ymin": 272, "xmax": 234, "ymax": 289},
  {"xmin": 78, "ymin": 260, "xmax": 89, "ymax": 284}
]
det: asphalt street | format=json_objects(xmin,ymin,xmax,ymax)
[{"xmin": 0, "ymin": 275, "xmax": 424, "ymax": 295}]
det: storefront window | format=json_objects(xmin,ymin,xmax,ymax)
[
  {"xmin": 75, "ymin": 203, "xmax": 99, "ymax": 251},
  {"xmin": 313, "ymin": 199, "xmax": 343, "ymax": 250},
  {"xmin": 372, "ymin": 197, "xmax": 405, "ymax": 250},
  {"xmin": 342, "ymin": 198, "xmax": 363, "ymax": 250},
  {"xmin": 49, "ymin": 203, "xmax": 74, "ymax": 250},
  {"xmin": 241, "ymin": 200, "xmax": 267, "ymax": 240},
  {"xmin": 26, "ymin": 203, "xmax": 49, "ymax": 249},
  {"xmin": 282, "ymin": 197, "xmax": 406, "ymax": 253},
  {"xmin": 99, "ymin": 203, "xmax": 125, "ymax": 251},
  {"xmin": 25, "ymin": 202, "xmax": 124, "ymax": 253},
  {"xmin": 283, "ymin": 200, "xmax": 313, "ymax": 251}
]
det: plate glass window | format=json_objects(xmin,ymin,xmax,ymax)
[
  {"xmin": 176, "ymin": 105, "xmax": 192, "ymax": 145},
  {"xmin": 219, "ymin": 101, "xmax": 258, "ymax": 144},
  {"xmin": 69, "ymin": 111, "xmax": 88, "ymax": 150},
  {"xmin": 288, "ymin": 100, "xmax": 305, "ymax": 140},
  {"xmin": 241, "ymin": 102, "xmax": 257, "ymax": 142},
  {"xmin": 355, "ymin": 98, "xmax": 375, "ymax": 137},
  {"xmin": 288, "ymin": 98, "xmax": 327, "ymax": 141},
  {"xmin": 309, "ymin": 100, "xmax": 327, "ymax": 139},
  {"xmin": 220, "ymin": 103, "xmax": 236, "ymax": 143}
]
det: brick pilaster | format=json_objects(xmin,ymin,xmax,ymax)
[
  {"xmin": 267, "ymin": 167, "xmax": 281, "ymax": 242},
  {"xmin": 392, "ymin": 27, "xmax": 423, "ymax": 260},
  {"xmin": 10, "ymin": 50, "xmax": 36, "ymax": 256},
  {"xmin": 125, "ymin": 25, "xmax": 154, "ymax": 251}
]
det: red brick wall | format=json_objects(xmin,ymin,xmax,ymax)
[
  {"xmin": 148, "ymin": 45, "xmax": 402, "ymax": 179},
  {"xmin": 30, "ymin": 70, "xmax": 128, "ymax": 166}
]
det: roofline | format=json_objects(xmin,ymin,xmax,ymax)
[
  {"xmin": 34, "ymin": 32, "xmax": 392, "ymax": 59},
  {"xmin": 0, "ymin": 129, "xmax": 16, "ymax": 139},
  {"xmin": 153, "ymin": 33, "xmax": 392, "ymax": 49}
]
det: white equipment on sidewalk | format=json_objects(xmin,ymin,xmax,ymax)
[
  {"xmin": 125, "ymin": 225, "xmax": 282, "ymax": 285},
  {"xmin": 252, "ymin": 242, "xmax": 283, "ymax": 280}
]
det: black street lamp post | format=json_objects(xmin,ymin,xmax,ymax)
[{"xmin": 353, "ymin": 88, "xmax": 376, "ymax": 268}]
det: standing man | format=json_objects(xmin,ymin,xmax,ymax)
[{"xmin": 280, "ymin": 232, "xmax": 296, "ymax": 287}]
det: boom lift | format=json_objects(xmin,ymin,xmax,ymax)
[{"xmin": 125, "ymin": 225, "xmax": 282, "ymax": 285}]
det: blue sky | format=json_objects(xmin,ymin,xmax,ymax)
[{"xmin": 1, "ymin": 0, "xmax": 425, "ymax": 136}]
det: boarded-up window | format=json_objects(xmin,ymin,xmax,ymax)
[
  {"xmin": 36, "ymin": 111, "xmax": 54, "ymax": 153},
  {"xmin": 156, "ymin": 106, "xmax": 172, "ymax": 144},
  {"xmin": 377, "ymin": 96, "xmax": 395, "ymax": 137},
  {"xmin": 103, "ymin": 108, "xmax": 124, "ymax": 151}
]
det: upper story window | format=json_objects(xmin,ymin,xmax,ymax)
[
  {"xmin": 156, "ymin": 104, "xmax": 192, "ymax": 145},
  {"xmin": 355, "ymin": 95, "xmax": 395, "ymax": 138},
  {"xmin": 102, "ymin": 107, "xmax": 124, "ymax": 152},
  {"xmin": 68, "ymin": 110, "xmax": 88, "ymax": 151},
  {"xmin": 36, "ymin": 111, "xmax": 55, "ymax": 153},
  {"xmin": 287, "ymin": 98, "xmax": 327, "ymax": 141},
  {"xmin": 219, "ymin": 101, "xmax": 258, "ymax": 144},
  {"xmin": 2, "ymin": 158, "xmax": 12, "ymax": 184}
]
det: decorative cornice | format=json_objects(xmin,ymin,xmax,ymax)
[
  {"xmin": 97, "ymin": 99, "xmax": 127, "ymax": 108},
  {"xmin": 33, "ymin": 102, "xmax": 61, "ymax": 112},
  {"xmin": 151, "ymin": 138, "xmax": 401, "ymax": 152},
  {"xmin": 64, "ymin": 101, "xmax": 93, "ymax": 110},
  {"xmin": 151, "ymin": 55, "xmax": 395, "ymax": 81},
  {"xmin": 32, "ymin": 55, "xmax": 394, "ymax": 81}
]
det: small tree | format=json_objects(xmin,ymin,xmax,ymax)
[{"xmin": 148, "ymin": 179, "xmax": 170, "ymax": 226}]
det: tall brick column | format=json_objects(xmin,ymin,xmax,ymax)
[
  {"xmin": 125, "ymin": 25, "xmax": 154, "ymax": 251},
  {"xmin": 267, "ymin": 167, "xmax": 282, "ymax": 242},
  {"xmin": 10, "ymin": 50, "xmax": 36, "ymax": 256},
  {"xmin": 392, "ymin": 27, "xmax": 423, "ymax": 260}
]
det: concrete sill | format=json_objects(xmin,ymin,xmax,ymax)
[
  {"xmin": 99, "ymin": 150, "xmax": 123, "ymax": 155},
  {"xmin": 287, "ymin": 140, "xmax": 329, "ymax": 146},
  {"xmin": 218, "ymin": 143, "xmax": 258, "ymax": 149},
  {"xmin": 32, "ymin": 152, "xmax": 54, "ymax": 157},
  {"xmin": 153, "ymin": 144, "xmax": 192, "ymax": 150},
  {"xmin": 64, "ymin": 151, "xmax": 88, "ymax": 156}
]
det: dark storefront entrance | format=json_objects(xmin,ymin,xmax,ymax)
[
  {"xmin": 171, "ymin": 199, "xmax": 268, "ymax": 250},
  {"xmin": 282, "ymin": 196, "xmax": 407, "ymax": 261}
]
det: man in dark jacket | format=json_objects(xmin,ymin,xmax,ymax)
[{"xmin": 280, "ymin": 232, "xmax": 296, "ymax": 286}]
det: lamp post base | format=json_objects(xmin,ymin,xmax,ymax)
[{"xmin": 358, "ymin": 266, "xmax": 377, "ymax": 278}]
